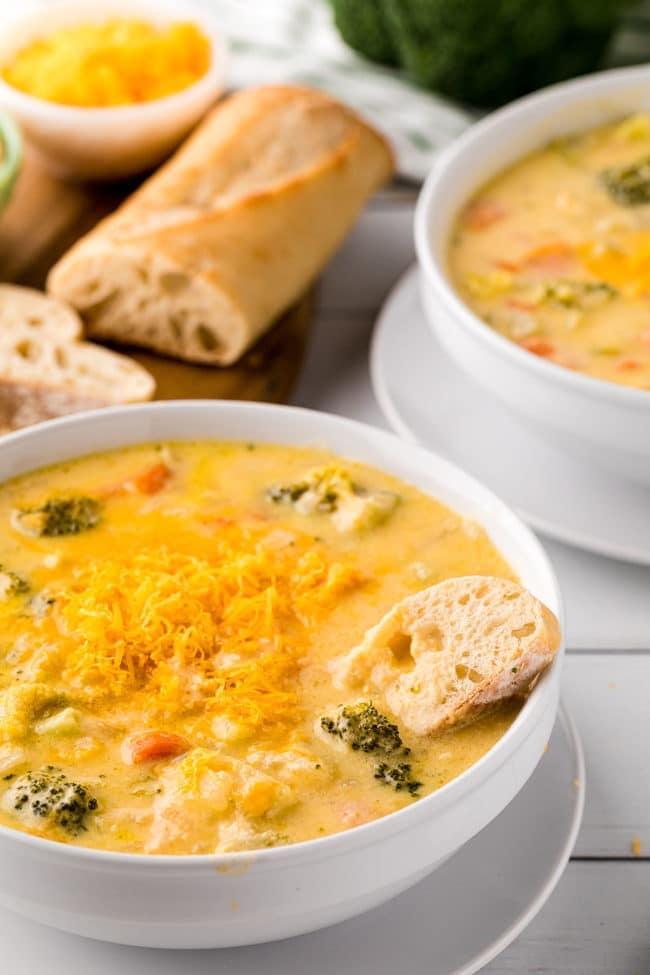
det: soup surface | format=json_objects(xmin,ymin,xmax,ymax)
[
  {"xmin": 449, "ymin": 114, "xmax": 650, "ymax": 390},
  {"xmin": 0, "ymin": 442, "xmax": 516, "ymax": 854}
]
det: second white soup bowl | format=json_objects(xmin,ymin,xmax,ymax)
[
  {"xmin": 415, "ymin": 66, "xmax": 650, "ymax": 486},
  {"xmin": 0, "ymin": 401, "xmax": 562, "ymax": 948}
]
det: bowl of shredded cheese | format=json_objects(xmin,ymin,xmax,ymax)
[{"xmin": 0, "ymin": 0, "xmax": 227, "ymax": 180}]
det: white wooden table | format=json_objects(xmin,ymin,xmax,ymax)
[{"xmin": 292, "ymin": 193, "xmax": 650, "ymax": 973}]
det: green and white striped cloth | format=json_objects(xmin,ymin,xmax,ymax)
[{"xmin": 199, "ymin": 0, "xmax": 650, "ymax": 181}]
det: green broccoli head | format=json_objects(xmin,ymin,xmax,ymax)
[
  {"xmin": 0, "ymin": 564, "xmax": 29, "ymax": 597},
  {"xmin": 330, "ymin": 0, "xmax": 399, "ymax": 65},
  {"xmin": 601, "ymin": 155, "xmax": 650, "ymax": 206},
  {"xmin": 13, "ymin": 496, "xmax": 101, "ymax": 537},
  {"xmin": 320, "ymin": 701, "xmax": 407, "ymax": 755},
  {"xmin": 321, "ymin": 702, "xmax": 423, "ymax": 796},
  {"xmin": 374, "ymin": 760, "xmax": 422, "ymax": 795},
  {"xmin": 3, "ymin": 767, "xmax": 98, "ymax": 835},
  {"xmin": 333, "ymin": 0, "xmax": 630, "ymax": 107}
]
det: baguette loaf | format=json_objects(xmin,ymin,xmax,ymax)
[
  {"xmin": 47, "ymin": 85, "xmax": 395, "ymax": 365},
  {"xmin": 332, "ymin": 576, "xmax": 560, "ymax": 736},
  {"xmin": 0, "ymin": 328, "xmax": 155, "ymax": 433}
]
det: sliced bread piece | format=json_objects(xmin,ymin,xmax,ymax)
[
  {"xmin": 332, "ymin": 576, "xmax": 560, "ymax": 736},
  {"xmin": 0, "ymin": 331, "xmax": 155, "ymax": 432},
  {"xmin": 0, "ymin": 285, "xmax": 82, "ymax": 343}
]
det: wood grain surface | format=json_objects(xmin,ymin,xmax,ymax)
[{"xmin": 0, "ymin": 149, "xmax": 313, "ymax": 405}]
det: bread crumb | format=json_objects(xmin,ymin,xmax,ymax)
[
  {"xmin": 632, "ymin": 837, "xmax": 642, "ymax": 857},
  {"xmin": 231, "ymin": 900, "xmax": 240, "ymax": 911},
  {"xmin": 572, "ymin": 778, "xmax": 581, "ymax": 788},
  {"xmin": 543, "ymin": 743, "xmax": 549, "ymax": 753},
  {"xmin": 608, "ymin": 681, "xmax": 617, "ymax": 689}
]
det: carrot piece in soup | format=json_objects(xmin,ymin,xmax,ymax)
[
  {"xmin": 506, "ymin": 298, "xmax": 538, "ymax": 311},
  {"xmin": 617, "ymin": 358, "xmax": 641, "ymax": 372},
  {"xmin": 463, "ymin": 200, "xmax": 505, "ymax": 231},
  {"xmin": 98, "ymin": 462, "xmax": 172, "ymax": 498},
  {"xmin": 520, "ymin": 337, "xmax": 556, "ymax": 358},
  {"xmin": 522, "ymin": 242, "xmax": 574, "ymax": 272},
  {"xmin": 132, "ymin": 462, "xmax": 172, "ymax": 494},
  {"xmin": 123, "ymin": 731, "xmax": 190, "ymax": 765}
]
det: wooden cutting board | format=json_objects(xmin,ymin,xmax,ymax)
[{"xmin": 0, "ymin": 149, "xmax": 314, "ymax": 404}]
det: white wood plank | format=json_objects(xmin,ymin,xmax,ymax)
[
  {"xmin": 564, "ymin": 654, "xmax": 650, "ymax": 857},
  {"xmin": 545, "ymin": 543, "xmax": 650, "ymax": 652},
  {"xmin": 482, "ymin": 862, "xmax": 650, "ymax": 974},
  {"xmin": 318, "ymin": 204, "xmax": 415, "ymax": 313}
]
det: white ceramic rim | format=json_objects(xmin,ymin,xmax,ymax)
[
  {"xmin": 369, "ymin": 266, "xmax": 650, "ymax": 566},
  {"xmin": 452, "ymin": 703, "xmax": 585, "ymax": 975},
  {"xmin": 414, "ymin": 64, "xmax": 650, "ymax": 406},
  {"xmin": 0, "ymin": 400, "xmax": 563, "ymax": 868},
  {"xmin": 0, "ymin": 0, "xmax": 228, "ymax": 124}
]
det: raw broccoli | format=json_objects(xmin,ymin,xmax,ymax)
[
  {"xmin": 5, "ymin": 767, "xmax": 98, "ymax": 835},
  {"xmin": 374, "ymin": 760, "xmax": 422, "ymax": 795},
  {"xmin": 331, "ymin": 0, "xmax": 630, "ymax": 108},
  {"xmin": 601, "ymin": 155, "xmax": 650, "ymax": 206},
  {"xmin": 330, "ymin": 0, "xmax": 398, "ymax": 66},
  {"xmin": 321, "ymin": 701, "xmax": 407, "ymax": 755},
  {"xmin": 14, "ymin": 496, "xmax": 101, "ymax": 537}
]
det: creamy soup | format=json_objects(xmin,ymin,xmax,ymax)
[
  {"xmin": 0, "ymin": 442, "xmax": 517, "ymax": 855},
  {"xmin": 449, "ymin": 114, "xmax": 650, "ymax": 390}
]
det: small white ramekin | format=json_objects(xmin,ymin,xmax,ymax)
[
  {"xmin": 415, "ymin": 66, "xmax": 650, "ymax": 487},
  {"xmin": 0, "ymin": 0, "xmax": 227, "ymax": 180},
  {"xmin": 0, "ymin": 400, "xmax": 563, "ymax": 948}
]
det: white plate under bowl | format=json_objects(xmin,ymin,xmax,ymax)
[
  {"xmin": 0, "ymin": 707, "xmax": 583, "ymax": 975},
  {"xmin": 371, "ymin": 268, "xmax": 650, "ymax": 565}
]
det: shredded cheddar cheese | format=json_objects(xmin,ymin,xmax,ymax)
[
  {"xmin": 8, "ymin": 517, "xmax": 363, "ymax": 736},
  {"xmin": 2, "ymin": 20, "xmax": 211, "ymax": 108},
  {"xmin": 578, "ymin": 233, "xmax": 650, "ymax": 297}
]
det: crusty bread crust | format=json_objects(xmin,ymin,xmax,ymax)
[
  {"xmin": 47, "ymin": 86, "xmax": 395, "ymax": 366},
  {"xmin": 332, "ymin": 576, "xmax": 561, "ymax": 736}
]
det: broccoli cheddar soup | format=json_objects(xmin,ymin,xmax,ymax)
[
  {"xmin": 449, "ymin": 114, "xmax": 650, "ymax": 390},
  {"xmin": 0, "ymin": 442, "xmax": 520, "ymax": 855}
]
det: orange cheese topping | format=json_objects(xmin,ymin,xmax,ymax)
[{"xmin": 10, "ymin": 516, "xmax": 363, "ymax": 736}]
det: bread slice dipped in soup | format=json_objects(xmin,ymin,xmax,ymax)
[
  {"xmin": 449, "ymin": 114, "xmax": 650, "ymax": 390},
  {"xmin": 0, "ymin": 442, "xmax": 559, "ymax": 854}
]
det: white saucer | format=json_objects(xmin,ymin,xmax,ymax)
[
  {"xmin": 0, "ymin": 709, "xmax": 583, "ymax": 975},
  {"xmin": 371, "ymin": 267, "xmax": 650, "ymax": 565}
]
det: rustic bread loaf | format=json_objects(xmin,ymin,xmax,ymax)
[
  {"xmin": 46, "ymin": 85, "xmax": 395, "ymax": 365},
  {"xmin": 332, "ymin": 576, "xmax": 560, "ymax": 736},
  {"xmin": 0, "ymin": 328, "xmax": 155, "ymax": 433}
]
